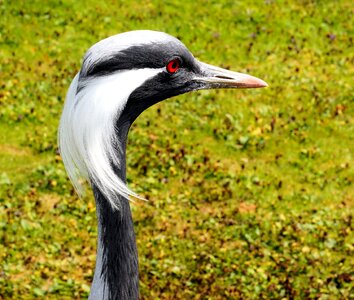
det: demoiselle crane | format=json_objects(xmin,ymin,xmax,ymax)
[{"xmin": 58, "ymin": 30, "xmax": 267, "ymax": 300}]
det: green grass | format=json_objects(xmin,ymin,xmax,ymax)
[{"xmin": 0, "ymin": 0, "xmax": 353, "ymax": 299}]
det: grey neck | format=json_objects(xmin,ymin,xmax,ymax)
[{"xmin": 89, "ymin": 122, "xmax": 139, "ymax": 300}]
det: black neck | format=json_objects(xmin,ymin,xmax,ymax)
[{"xmin": 89, "ymin": 122, "xmax": 139, "ymax": 300}]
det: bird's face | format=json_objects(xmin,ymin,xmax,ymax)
[
  {"xmin": 60, "ymin": 30, "xmax": 267, "ymax": 207},
  {"xmin": 78, "ymin": 30, "xmax": 267, "ymax": 125}
]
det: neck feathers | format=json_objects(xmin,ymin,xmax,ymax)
[{"xmin": 90, "ymin": 186, "xmax": 139, "ymax": 300}]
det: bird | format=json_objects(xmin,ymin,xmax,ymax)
[{"xmin": 58, "ymin": 30, "xmax": 267, "ymax": 300}]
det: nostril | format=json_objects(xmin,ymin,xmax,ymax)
[{"xmin": 214, "ymin": 75, "xmax": 234, "ymax": 80}]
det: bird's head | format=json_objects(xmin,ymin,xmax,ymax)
[{"xmin": 59, "ymin": 30, "xmax": 267, "ymax": 209}]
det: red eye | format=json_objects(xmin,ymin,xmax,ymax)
[{"xmin": 166, "ymin": 58, "xmax": 180, "ymax": 74}]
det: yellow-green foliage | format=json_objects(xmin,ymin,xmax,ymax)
[{"xmin": 0, "ymin": 0, "xmax": 353, "ymax": 299}]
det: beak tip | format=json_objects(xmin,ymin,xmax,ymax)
[
  {"xmin": 248, "ymin": 76, "xmax": 268, "ymax": 88},
  {"xmin": 259, "ymin": 80, "xmax": 268, "ymax": 88},
  {"xmin": 245, "ymin": 77, "xmax": 268, "ymax": 89}
]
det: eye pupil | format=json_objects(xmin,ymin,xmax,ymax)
[{"xmin": 167, "ymin": 59, "xmax": 180, "ymax": 73}]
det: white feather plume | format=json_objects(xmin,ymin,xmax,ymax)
[
  {"xmin": 59, "ymin": 68, "xmax": 165, "ymax": 210},
  {"xmin": 58, "ymin": 30, "xmax": 177, "ymax": 209}
]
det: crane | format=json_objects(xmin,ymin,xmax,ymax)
[{"xmin": 58, "ymin": 30, "xmax": 267, "ymax": 300}]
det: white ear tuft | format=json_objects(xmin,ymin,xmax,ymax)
[{"xmin": 58, "ymin": 68, "xmax": 162, "ymax": 209}]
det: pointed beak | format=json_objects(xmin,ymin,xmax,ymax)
[{"xmin": 194, "ymin": 61, "xmax": 268, "ymax": 89}]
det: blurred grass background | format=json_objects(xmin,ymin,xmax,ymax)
[{"xmin": 0, "ymin": 0, "xmax": 353, "ymax": 299}]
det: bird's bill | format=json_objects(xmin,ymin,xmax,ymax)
[{"xmin": 195, "ymin": 61, "xmax": 268, "ymax": 89}]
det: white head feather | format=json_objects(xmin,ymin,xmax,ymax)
[{"xmin": 58, "ymin": 31, "xmax": 173, "ymax": 209}]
